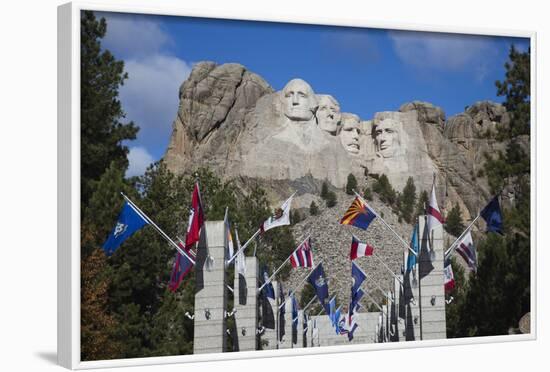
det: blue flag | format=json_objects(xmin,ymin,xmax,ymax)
[
  {"xmin": 406, "ymin": 223, "xmax": 419, "ymax": 272},
  {"xmin": 291, "ymin": 294, "xmax": 299, "ymax": 328},
  {"xmin": 329, "ymin": 297, "xmax": 336, "ymax": 326},
  {"xmin": 278, "ymin": 283, "xmax": 285, "ymax": 341},
  {"xmin": 480, "ymin": 196, "xmax": 503, "ymax": 235},
  {"xmin": 351, "ymin": 262, "xmax": 366, "ymax": 296},
  {"xmin": 307, "ymin": 263, "xmax": 330, "ymax": 313},
  {"xmin": 334, "ymin": 306, "xmax": 342, "ymax": 334},
  {"xmin": 260, "ymin": 265, "xmax": 275, "ymax": 299},
  {"xmin": 103, "ymin": 201, "xmax": 149, "ymax": 255}
]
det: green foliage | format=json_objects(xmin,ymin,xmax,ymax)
[
  {"xmin": 445, "ymin": 258, "xmax": 468, "ymax": 338},
  {"xmin": 445, "ymin": 204, "xmax": 465, "ymax": 237},
  {"xmin": 400, "ymin": 177, "xmax": 416, "ymax": 223},
  {"xmin": 291, "ymin": 210, "xmax": 303, "ymax": 224},
  {"xmin": 325, "ymin": 191, "xmax": 337, "ymax": 208},
  {"xmin": 320, "ymin": 181, "xmax": 329, "ymax": 199},
  {"xmin": 372, "ymin": 174, "xmax": 397, "ymax": 205},
  {"xmin": 80, "ymin": 11, "xmax": 139, "ymax": 205},
  {"xmin": 345, "ymin": 173, "xmax": 358, "ymax": 195},
  {"xmin": 495, "ymin": 46, "xmax": 531, "ymax": 138},
  {"xmin": 447, "ymin": 47, "xmax": 531, "ymax": 338},
  {"xmin": 363, "ymin": 187, "xmax": 373, "ymax": 201},
  {"xmin": 416, "ymin": 190, "xmax": 429, "ymax": 217},
  {"xmin": 309, "ymin": 201, "xmax": 319, "ymax": 216}
]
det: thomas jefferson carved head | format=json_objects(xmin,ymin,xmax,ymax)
[
  {"xmin": 373, "ymin": 117, "xmax": 401, "ymax": 158},
  {"xmin": 281, "ymin": 79, "xmax": 318, "ymax": 122},
  {"xmin": 338, "ymin": 113, "xmax": 361, "ymax": 154},
  {"xmin": 316, "ymin": 95, "xmax": 341, "ymax": 134}
]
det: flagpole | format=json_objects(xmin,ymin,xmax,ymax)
[
  {"xmin": 259, "ymin": 234, "xmax": 311, "ymax": 292},
  {"xmin": 302, "ymin": 295, "xmax": 318, "ymax": 313},
  {"xmin": 226, "ymin": 228, "xmax": 261, "ymax": 265},
  {"xmin": 352, "ymin": 190, "xmax": 417, "ymax": 257},
  {"xmin": 279, "ymin": 260, "xmax": 323, "ymax": 310},
  {"xmin": 370, "ymin": 252, "xmax": 403, "ymax": 286},
  {"xmin": 121, "ymin": 193, "xmax": 195, "ymax": 265},
  {"xmin": 227, "ymin": 192, "xmax": 298, "ymax": 265},
  {"xmin": 444, "ymin": 214, "xmax": 481, "ymax": 259}
]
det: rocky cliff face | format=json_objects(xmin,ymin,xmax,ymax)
[{"xmin": 162, "ymin": 62, "xmax": 520, "ymax": 304}]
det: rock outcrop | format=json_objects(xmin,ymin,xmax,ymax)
[{"xmin": 162, "ymin": 62, "xmax": 523, "ymax": 302}]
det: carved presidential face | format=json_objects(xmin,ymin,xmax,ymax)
[
  {"xmin": 374, "ymin": 118, "xmax": 400, "ymax": 158},
  {"xmin": 316, "ymin": 95, "xmax": 341, "ymax": 134},
  {"xmin": 339, "ymin": 113, "xmax": 361, "ymax": 154},
  {"xmin": 281, "ymin": 79, "xmax": 317, "ymax": 121}
]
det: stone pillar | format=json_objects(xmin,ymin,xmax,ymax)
[
  {"xmin": 260, "ymin": 281, "xmax": 278, "ymax": 350},
  {"xmin": 418, "ymin": 215, "xmax": 447, "ymax": 340},
  {"xmin": 233, "ymin": 257, "xmax": 259, "ymax": 351},
  {"xmin": 193, "ymin": 221, "xmax": 227, "ymax": 354},
  {"xmin": 279, "ymin": 298, "xmax": 293, "ymax": 349},
  {"xmin": 294, "ymin": 310, "xmax": 304, "ymax": 348}
]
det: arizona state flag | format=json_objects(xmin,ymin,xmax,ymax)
[
  {"xmin": 184, "ymin": 182, "xmax": 204, "ymax": 249},
  {"xmin": 340, "ymin": 197, "xmax": 376, "ymax": 231}
]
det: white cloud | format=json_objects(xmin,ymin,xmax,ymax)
[
  {"xmin": 101, "ymin": 13, "xmax": 172, "ymax": 58},
  {"xmin": 120, "ymin": 55, "xmax": 192, "ymax": 152},
  {"xmin": 389, "ymin": 31, "xmax": 496, "ymax": 77},
  {"xmin": 126, "ymin": 146, "xmax": 155, "ymax": 177}
]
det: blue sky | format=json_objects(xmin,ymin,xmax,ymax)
[{"xmin": 96, "ymin": 11, "xmax": 529, "ymax": 177}]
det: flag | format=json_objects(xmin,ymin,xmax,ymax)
[
  {"xmin": 427, "ymin": 183, "xmax": 444, "ymax": 233},
  {"xmin": 444, "ymin": 263, "xmax": 455, "ymax": 292},
  {"xmin": 224, "ymin": 209, "xmax": 235, "ymax": 259},
  {"xmin": 168, "ymin": 245, "xmax": 195, "ymax": 292},
  {"xmin": 347, "ymin": 313, "xmax": 358, "ymax": 341},
  {"xmin": 278, "ymin": 283, "xmax": 286, "ymax": 341},
  {"xmin": 334, "ymin": 306, "xmax": 342, "ymax": 335},
  {"xmin": 260, "ymin": 265, "xmax": 275, "ymax": 299},
  {"xmin": 406, "ymin": 223, "xmax": 419, "ymax": 272},
  {"xmin": 329, "ymin": 297, "xmax": 337, "ymax": 327},
  {"xmin": 349, "ymin": 235, "xmax": 374, "ymax": 260},
  {"xmin": 340, "ymin": 197, "xmax": 377, "ymax": 230},
  {"xmin": 235, "ymin": 247, "xmax": 246, "ymax": 276},
  {"xmin": 103, "ymin": 201, "xmax": 149, "ymax": 255},
  {"xmin": 261, "ymin": 194, "xmax": 294, "ymax": 233},
  {"xmin": 307, "ymin": 263, "xmax": 330, "ymax": 312},
  {"xmin": 481, "ymin": 196, "xmax": 503, "ymax": 235},
  {"xmin": 291, "ymin": 294, "xmax": 299, "ymax": 344},
  {"xmin": 184, "ymin": 182, "xmax": 205, "ymax": 249},
  {"xmin": 351, "ymin": 261, "xmax": 367, "ymax": 296},
  {"xmin": 290, "ymin": 237, "xmax": 314, "ymax": 268},
  {"xmin": 456, "ymin": 230, "xmax": 477, "ymax": 272}
]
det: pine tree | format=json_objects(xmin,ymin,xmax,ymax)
[
  {"xmin": 416, "ymin": 190, "xmax": 429, "ymax": 217},
  {"xmin": 80, "ymin": 11, "xmax": 139, "ymax": 206},
  {"xmin": 345, "ymin": 173, "xmax": 357, "ymax": 195},
  {"xmin": 309, "ymin": 201, "xmax": 319, "ymax": 216},
  {"xmin": 321, "ymin": 181, "xmax": 329, "ymax": 199},
  {"xmin": 326, "ymin": 191, "xmax": 337, "ymax": 208},
  {"xmin": 445, "ymin": 204, "xmax": 465, "ymax": 237},
  {"xmin": 372, "ymin": 174, "xmax": 396, "ymax": 205},
  {"xmin": 400, "ymin": 177, "xmax": 416, "ymax": 223},
  {"xmin": 495, "ymin": 46, "xmax": 530, "ymax": 138}
]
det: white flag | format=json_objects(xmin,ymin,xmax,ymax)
[
  {"xmin": 427, "ymin": 183, "xmax": 443, "ymax": 233},
  {"xmin": 235, "ymin": 229, "xmax": 246, "ymax": 276},
  {"xmin": 261, "ymin": 194, "xmax": 294, "ymax": 232}
]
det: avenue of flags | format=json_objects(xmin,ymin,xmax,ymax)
[{"xmin": 100, "ymin": 175, "xmax": 505, "ymax": 345}]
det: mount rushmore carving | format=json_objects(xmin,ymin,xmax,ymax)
[{"xmin": 164, "ymin": 62, "xmax": 518, "ymax": 218}]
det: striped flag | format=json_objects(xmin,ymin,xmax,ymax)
[
  {"xmin": 455, "ymin": 230, "xmax": 477, "ymax": 272},
  {"xmin": 340, "ymin": 197, "xmax": 377, "ymax": 231},
  {"xmin": 350, "ymin": 235, "xmax": 374, "ymax": 260},
  {"xmin": 427, "ymin": 183, "xmax": 444, "ymax": 233},
  {"xmin": 290, "ymin": 237, "xmax": 314, "ymax": 268},
  {"xmin": 444, "ymin": 263, "xmax": 455, "ymax": 293}
]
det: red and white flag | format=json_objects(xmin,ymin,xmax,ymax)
[
  {"xmin": 455, "ymin": 230, "xmax": 477, "ymax": 272},
  {"xmin": 350, "ymin": 235, "xmax": 374, "ymax": 260},
  {"xmin": 427, "ymin": 183, "xmax": 444, "ymax": 233},
  {"xmin": 290, "ymin": 237, "xmax": 314, "ymax": 268},
  {"xmin": 444, "ymin": 264, "xmax": 455, "ymax": 292},
  {"xmin": 184, "ymin": 182, "xmax": 205, "ymax": 249}
]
